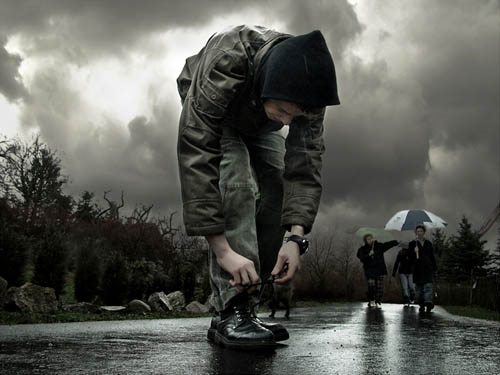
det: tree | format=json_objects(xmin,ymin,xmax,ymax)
[
  {"xmin": 32, "ymin": 226, "xmax": 67, "ymax": 298},
  {"xmin": 442, "ymin": 216, "xmax": 489, "ymax": 284},
  {"xmin": 303, "ymin": 231, "xmax": 336, "ymax": 296},
  {"xmin": 335, "ymin": 237, "xmax": 361, "ymax": 300},
  {"xmin": 432, "ymin": 229, "xmax": 450, "ymax": 277},
  {"xmin": 100, "ymin": 252, "xmax": 129, "ymax": 305},
  {"xmin": 486, "ymin": 221, "xmax": 500, "ymax": 275},
  {"xmin": 0, "ymin": 136, "xmax": 69, "ymax": 229},
  {"xmin": 432, "ymin": 229, "xmax": 449, "ymax": 258},
  {"xmin": 74, "ymin": 191, "xmax": 100, "ymax": 223},
  {"xmin": 74, "ymin": 239, "xmax": 101, "ymax": 302},
  {"xmin": 0, "ymin": 198, "xmax": 30, "ymax": 286}
]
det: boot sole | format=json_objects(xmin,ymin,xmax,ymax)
[
  {"xmin": 208, "ymin": 327, "xmax": 289, "ymax": 342},
  {"xmin": 213, "ymin": 331, "xmax": 276, "ymax": 351}
]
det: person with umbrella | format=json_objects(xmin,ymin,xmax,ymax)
[
  {"xmin": 409, "ymin": 225, "xmax": 437, "ymax": 313},
  {"xmin": 392, "ymin": 241, "xmax": 416, "ymax": 306},
  {"xmin": 357, "ymin": 233, "xmax": 399, "ymax": 308}
]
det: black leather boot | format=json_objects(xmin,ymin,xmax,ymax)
[
  {"xmin": 208, "ymin": 313, "xmax": 289, "ymax": 342},
  {"xmin": 210, "ymin": 295, "xmax": 276, "ymax": 350}
]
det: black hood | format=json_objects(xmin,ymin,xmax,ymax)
[{"xmin": 256, "ymin": 30, "xmax": 340, "ymax": 109}]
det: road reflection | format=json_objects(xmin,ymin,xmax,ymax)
[{"xmin": 207, "ymin": 343, "xmax": 276, "ymax": 375}]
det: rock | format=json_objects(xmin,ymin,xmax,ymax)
[
  {"xmin": 99, "ymin": 305, "xmax": 127, "ymax": 313},
  {"xmin": 185, "ymin": 301, "xmax": 209, "ymax": 314},
  {"xmin": 204, "ymin": 297, "xmax": 216, "ymax": 314},
  {"xmin": 128, "ymin": 299, "xmax": 151, "ymax": 313},
  {"xmin": 0, "ymin": 276, "xmax": 7, "ymax": 308},
  {"xmin": 5, "ymin": 283, "xmax": 58, "ymax": 313},
  {"xmin": 61, "ymin": 302, "xmax": 101, "ymax": 314},
  {"xmin": 165, "ymin": 291, "xmax": 185, "ymax": 312},
  {"xmin": 147, "ymin": 292, "xmax": 170, "ymax": 312}
]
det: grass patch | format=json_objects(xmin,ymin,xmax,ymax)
[
  {"xmin": 59, "ymin": 272, "xmax": 77, "ymax": 304},
  {"xmin": 443, "ymin": 305, "xmax": 500, "ymax": 322},
  {"xmin": 0, "ymin": 310, "xmax": 211, "ymax": 326}
]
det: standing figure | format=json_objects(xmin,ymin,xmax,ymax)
[
  {"xmin": 176, "ymin": 25, "xmax": 339, "ymax": 350},
  {"xmin": 409, "ymin": 225, "xmax": 437, "ymax": 313},
  {"xmin": 357, "ymin": 234, "xmax": 399, "ymax": 308},
  {"xmin": 392, "ymin": 242, "xmax": 416, "ymax": 306}
]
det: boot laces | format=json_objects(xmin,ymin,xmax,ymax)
[{"xmin": 233, "ymin": 303, "xmax": 252, "ymax": 326}]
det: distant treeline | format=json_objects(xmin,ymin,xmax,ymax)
[{"xmin": 0, "ymin": 135, "xmax": 499, "ymax": 310}]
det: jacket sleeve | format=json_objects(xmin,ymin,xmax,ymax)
[
  {"xmin": 177, "ymin": 49, "xmax": 247, "ymax": 236},
  {"xmin": 381, "ymin": 240, "xmax": 399, "ymax": 252},
  {"xmin": 281, "ymin": 107, "xmax": 326, "ymax": 234},
  {"xmin": 357, "ymin": 247, "xmax": 372, "ymax": 264},
  {"xmin": 392, "ymin": 252, "xmax": 400, "ymax": 277}
]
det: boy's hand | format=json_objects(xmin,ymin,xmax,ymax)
[
  {"xmin": 217, "ymin": 249, "xmax": 260, "ymax": 293},
  {"xmin": 206, "ymin": 233, "xmax": 259, "ymax": 293},
  {"xmin": 272, "ymin": 225, "xmax": 304, "ymax": 284},
  {"xmin": 272, "ymin": 241, "xmax": 301, "ymax": 285}
]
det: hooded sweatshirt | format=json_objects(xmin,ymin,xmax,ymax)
[{"xmin": 256, "ymin": 30, "xmax": 340, "ymax": 109}]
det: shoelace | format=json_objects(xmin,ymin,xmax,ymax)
[
  {"xmin": 233, "ymin": 304, "xmax": 252, "ymax": 327},
  {"xmin": 233, "ymin": 264, "xmax": 289, "ymax": 314}
]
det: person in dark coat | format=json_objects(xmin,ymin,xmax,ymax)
[
  {"xmin": 392, "ymin": 242, "xmax": 416, "ymax": 305},
  {"xmin": 408, "ymin": 225, "xmax": 437, "ymax": 313},
  {"xmin": 357, "ymin": 234, "xmax": 399, "ymax": 308}
]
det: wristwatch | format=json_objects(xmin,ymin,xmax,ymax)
[{"xmin": 286, "ymin": 235, "xmax": 309, "ymax": 255}]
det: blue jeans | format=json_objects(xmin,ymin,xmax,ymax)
[
  {"xmin": 399, "ymin": 274, "xmax": 415, "ymax": 303},
  {"xmin": 416, "ymin": 283, "xmax": 433, "ymax": 307}
]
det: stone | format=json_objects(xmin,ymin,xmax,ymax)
[
  {"xmin": 147, "ymin": 292, "xmax": 170, "ymax": 312},
  {"xmin": 204, "ymin": 298, "xmax": 216, "ymax": 314},
  {"xmin": 165, "ymin": 291, "xmax": 186, "ymax": 312},
  {"xmin": 5, "ymin": 282, "xmax": 58, "ymax": 313},
  {"xmin": 0, "ymin": 276, "xmax": 7, "ymax": 308},
  {"xmin": 99, "ymin": 305, "xmax": 127, "ymax": 313},
  {"xmin": 61, "ymin": 302, "xmax": 101, "ymax": 314},
  {"xmin": 185, "ymin": 301, "xmax": 209, "ymax": 314},
  {"xmin": 128, "ymin": 299, "xmax": 151, "ymax": 313}
]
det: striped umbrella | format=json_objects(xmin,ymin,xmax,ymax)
[{"xmin": 384, "ymin": 209, "xmax": 447, "ymax": 231}]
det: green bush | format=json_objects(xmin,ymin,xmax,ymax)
[
  {"xmin": 74, "ymin": 239, "xmax": 101, "ymax": 302},
  {"xmin": 127, "ymin": 259, "xmax": 169, "ymax": 300},
  {"xmin": 100, "ymin": 252, "xmax": 129, "ymax": 305},
  {"xmin": 32, "ymin": 227, "xmax": 67, "ymax": 298},
  {"xmin": 0, "ymin": 224, "xmax": 30, "ymax": 286},
  {"xmin": 0, "ymin": 198, "xmax": 30, "ymax": 286}
]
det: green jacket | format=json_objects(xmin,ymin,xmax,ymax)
[{"xmin": 177, "ymin": 25, "xmax": 326, "ymax": 236}]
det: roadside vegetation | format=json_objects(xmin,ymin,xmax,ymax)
[{"xmin": 0, "ymin": 135, "xmax": 498, "ymax": 325}]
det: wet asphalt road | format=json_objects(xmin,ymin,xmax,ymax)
[{"xmin": 0, "ymin": 303, "xmax": 499, "ymax": 375}]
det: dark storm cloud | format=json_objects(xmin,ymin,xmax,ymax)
[
  {"xmin": 0, "ymin": 42, "xmax": 27, "ymax": 101},
  {"xmin": 274, "ymin": 0, "xmax": 363, "ymax": 56},
  {"xmin": 312, "ymin": 0, "xmax": 499, "ymax": 236},
  {"xmin": 64, "ymin": 106, "xmax": 181, "ymax": 214},
  {"xmin": 0, "ymin": 0, "xmax": 266, "ymax": 58},
  {"xmin": 0, "ymin": 0, "xmax": 498, "ymax": 236}
]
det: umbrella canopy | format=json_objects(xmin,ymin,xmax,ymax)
[
  {"xmin": 354, "ymin": 227, "xmax": 394, "ymax": 242},
  {"xmin": 384, "ymin": 209, "xmax": 447, "ymax": 231}
]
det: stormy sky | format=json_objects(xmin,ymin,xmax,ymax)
[{"xmin": 0, "ymin": 0, "xmax": 498, "ymax": 244}]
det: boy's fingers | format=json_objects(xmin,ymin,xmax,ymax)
[
  {"xmin": 272, "ymin": 255, "xmax": 286, "ymax": 276},
  {"xmin": 247, "ymin": 267, "xmax": 260, "ymax": 285},
  {"xmin": 275, "ymin": 262, "xmax": 298, "ymax": 284},
  {"xmin": 229, "ymin": 279, "xmax": 244, "ymax": 292},
  {"xmin": 230, "ymin": 273, "xmax": 241, "ymax": 287},
  {"xmin": 240, "ymin": 270, "xmax": 250, "ymax": 286}
]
